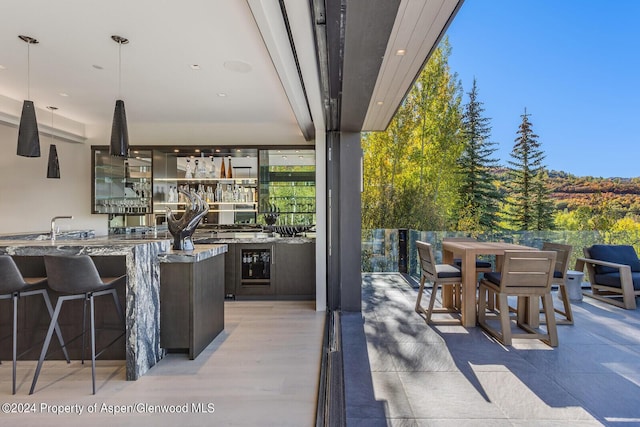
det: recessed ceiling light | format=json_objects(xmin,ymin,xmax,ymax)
[
  {"xmin": 0, "ymin": 65, "xmax": 6, "ymax": 70},
  {"xmin": 217, "ymin": 93, "xmax": 227, "ymax": 97},
  {"xmin": 59, "ymin": 92, "xmax": 69, "ymax": 97},
  {"xmin": 223, "ymin": 60, "xmax": 252, "ymax": 73},
  {"xmin": 376, "ymin": 101, "xmax": 384, "ymax": 105},
  {"xmin": 395, "ymin": 49, "xmax": 406, "ymax": 56},
  {"xmin": 174, "ymin": 149, "xmax": 179, "ymax": 153},
  {"xmin": 195, "ymin": 149, "xmax": 201, "ymax": 153},
  {"xmin": 215, "ymin": 149, "xmax": 220, "ymax": 153},
  {"xmin": 92, "ymin": 64, "xmax": 104, "ymax": 70},
  {"xmin": 189, "ymin": 64, "xmax": 201, "ymax": 70}
]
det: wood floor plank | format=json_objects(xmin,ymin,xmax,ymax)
[{"xmin": 1, "ymin": 300, "xmax": 325, "ymax": 426}]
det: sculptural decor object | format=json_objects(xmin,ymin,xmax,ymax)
[{"xmin": 166, "ymin": 187, "xmax": 209, "ymax": 250}]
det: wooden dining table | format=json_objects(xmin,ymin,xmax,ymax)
[{"xmin": 441, "ymin": 240, "xmax": 538, "ymax": 327}]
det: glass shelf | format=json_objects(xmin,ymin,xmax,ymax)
[
  {"xmin": 155, "ymin": 177, "xmax": 256, "ymax": 184},
  {"xmin": 92, "ymin": 148, "xmax": 153, "ymax": 214}
]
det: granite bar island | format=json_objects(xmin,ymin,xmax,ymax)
[{"xmin": 0, "ymin": 236, "xmax": 227, "ymax": 380}]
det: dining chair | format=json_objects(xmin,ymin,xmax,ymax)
[
  {"xmin": 414, "ymin": 241, "xmax": 463, "ymax": 324},
  {"xmin": 477, "ymin": 250, "xmax": 558, "ymax": 346},
  {"xmin": 542, "ymin": 242, "xmax": 574, "ymax": 324}
]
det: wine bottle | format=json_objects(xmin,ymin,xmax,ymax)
[
  {"xmin": 227, "ymin": 157, "xmax": 233, "ymax": 179},
  {"xmin": 220, "ymin": 157, "xmax": 226, "ymax": 178}
]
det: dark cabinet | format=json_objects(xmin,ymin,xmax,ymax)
[
  {"xmin": 226, "ymin": 241, "xmax": 314, "ymax": 299},
  {"xmin": 275, "ymin": 242, "xmax": 315, "ymax": 297},
  {"xmin": 160, "ymin": 254, "xmax": 225, "ymax": 359}
]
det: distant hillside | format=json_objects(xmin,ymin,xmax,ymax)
[{"xmin": 493, "ymin": 168, "xmax": 640, "ymax": 214}]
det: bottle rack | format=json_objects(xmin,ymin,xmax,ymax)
[{"xmin": 154, "ymin": 178, "xmax": 258, "ymax": 213}]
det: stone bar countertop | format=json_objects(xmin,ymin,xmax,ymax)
[
  {"xmin": 0, "ymin": 236, "xmax": 171, "ymax": 380},
  {"xmin": 0, "ymin": 229, "xmax": 96, "ymax": 241},
  {"xmin": 193, "ymin": 232, "xmax": 315, "ymax": 245},
  {"xmin": 158, "ymin": 244, "xmax": 228, "ymax": 263}
]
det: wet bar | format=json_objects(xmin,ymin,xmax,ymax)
[{"xmin": 0, "ymin": 237, "xmax": 227, "ymax": 380}]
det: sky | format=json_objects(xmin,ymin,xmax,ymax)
[{"xmin": 444, "ymin": 0, "xmax": 640, "ymax": 178}]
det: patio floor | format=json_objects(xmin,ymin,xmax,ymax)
[{"xmin": 343, "ymin": 273, "xmax": 640, "ymax": 426}]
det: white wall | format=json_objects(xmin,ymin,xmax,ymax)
[{"xmin": 0, "ymin": 123, "xmax": 108, "ymax": 235}]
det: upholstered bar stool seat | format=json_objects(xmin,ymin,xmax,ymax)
[
  {"xmin": 29, "ymin": 255, "xmax": 126, "ymax": 395},
  {"xmin": 0, "ymin": 255, "xmax": 69, "ymax": 394}
]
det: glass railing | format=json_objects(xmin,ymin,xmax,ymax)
[{"xmin": 362, "ymin": 229, "xmax": 640, "ymax": 277}]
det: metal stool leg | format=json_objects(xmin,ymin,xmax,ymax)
[
  {"xmin": 82, "ymin": 296, "xmax": 88, "ymax": 365},
  {"xmin": 12, "ymin": 293, "xmax": 18, "ymax": 395},
  {"xmin": 36, "ymin": 290, "xmax": 71, "ymax": 363},
  {"xmin": 30, "ymin": 295, "xmax": 69, "ymax": 395},
  {"xmin": 90, "ymin": 293, "xmax": 96, "ymax": 395}
]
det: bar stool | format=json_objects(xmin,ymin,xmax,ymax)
[
  {"xmin": 0, "ymin": 255, "xmax": 69, "ymax": 394},
  {"xmin": 29, "ymin": 255, "xmax": 126, "ymax": 395}
]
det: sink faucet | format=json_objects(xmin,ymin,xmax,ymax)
[{"xmin": 51, "ymin": 216, "xmax": 73, "ymax": 241}]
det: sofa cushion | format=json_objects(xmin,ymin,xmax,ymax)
[
  {"xmin": 594, "ymin": 272, "xmax": 640, "ymax": 290},
  {"xmin": 588, "ymin": 245, "xmax": 640, "ymax": 274}
]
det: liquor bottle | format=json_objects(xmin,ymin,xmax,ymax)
[
  {"xmin": 196, "ymin": 155, "xmax": 207, "ymax": 178},
  {"xmin": 220, "ymin": 157, "xmax": 226, "ymax": 178},
  {"xmin": 209, "ymin": 156, "xmax": 217, "ymax": 178},
  {"xmin": 227, "ymin": 157, "xmax": 233, "ymax": 179},
  {"xmin": 215, "ymin": 183, "xmax": 222, "ymax": 202},
  {"xmin": 185, "ymin": 158, "xmax": 193, "ymax": 179}
]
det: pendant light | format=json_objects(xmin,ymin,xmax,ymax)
[
  {"xmin": 46, "ymin": 106, "xmax": 60, "ymax": 179},
  {"xmin": 17, "ymin": 35, "xmax": 41, "ymax": 157},
  {"xmin": 109, "ymin": 35, "xmax": 129, "ymax": 157}
]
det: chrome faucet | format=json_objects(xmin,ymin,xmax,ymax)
[{"xmin": 51, "ymin": 216, "xmax": 73, "ymax": 241}]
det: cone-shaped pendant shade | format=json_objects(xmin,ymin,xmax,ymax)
[
  {"xmin": 17, "ymin": 100, "xmax": 41, "ymax": 157},
  {"xmin": 47, "ymin": 144, "xmax": 60, "ymax": 179},
  {"xmin": 110, "ymin": 99, "xmax": 129, "ymax": 157}
]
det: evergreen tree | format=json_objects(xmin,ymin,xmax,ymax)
[
  {"xmin": 505, "ymin": 108, "xmax": 552, "ymax": 230},
  {"xmin": 532, "ymin": 168, "xmax": 555, "ymax": 230},
  {"xmin": 456, "ymin": 78, "xmax": 502, "ymax": 231}
]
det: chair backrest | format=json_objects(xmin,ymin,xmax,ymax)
[
  {"xmin": 416, "ymin": 241, "xmax": 437, "ymax": 279},
  {"xmin": 0, "ymin": 255, "xmax": 28, "ymax": 294},
  {"xmin": 44, "ymin": 255, "xmax": 104, "ymax": 294},
  {"xmin": 584, "ymin": 245, "xmax": 640, "ymax": 274},
  {"xmin": 498, "ymin": 250, "xmax": 556, "ymax": 293},
  {"xmin": 542, "ymin": 242, "xmax": 572, "ymax": 281}
]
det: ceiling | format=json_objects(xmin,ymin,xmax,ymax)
[{"xmin": 0, "ymin": 0, "xmax": 463, "ymax": 146}]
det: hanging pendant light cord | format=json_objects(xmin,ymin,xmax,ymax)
[
  {"xmin": 27, "ymin": 41, "xmax": 31, "ymax": 100},
  {"xmin": 117, "ymin": 40, "xmax": 122, "ymax": 99}
]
